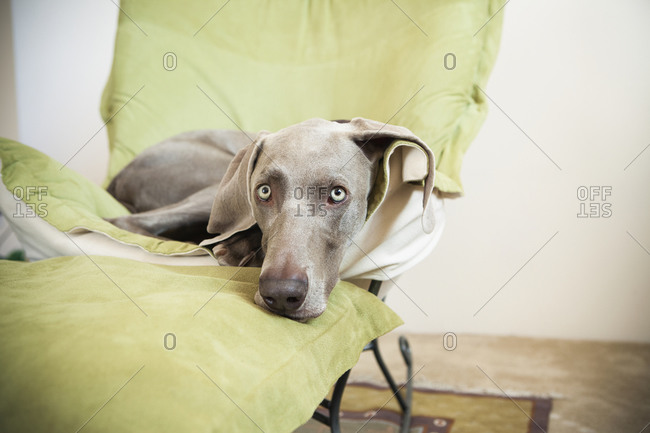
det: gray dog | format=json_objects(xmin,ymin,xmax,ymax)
[{"xmin": 107, "ymin": 118, "xmax": 434, "ymax": 321}]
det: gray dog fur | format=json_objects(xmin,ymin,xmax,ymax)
[{"xmin": 107, "ymin": 118, "xmax": 434, "ymax": 321}]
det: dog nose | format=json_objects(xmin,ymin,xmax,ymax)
[{"xmin": 258, "ymin": 271, "xmax": 308, "ymax": 313}]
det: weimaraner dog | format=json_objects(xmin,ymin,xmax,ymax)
[{"xmin": 107, "ymin": 118, "xmax": 434, "ymax": 321}]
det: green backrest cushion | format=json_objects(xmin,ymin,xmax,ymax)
[
  {"xmin": 101, "ymin": 0, "xmax": 503, "ymax": 194},
  {"xmin": 0, "ymin": 256, "xmax": 402, "ymax": 432}
]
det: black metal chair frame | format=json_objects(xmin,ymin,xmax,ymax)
[{"xmin": 311, "ymin": 280, "xmax": 414, "ymax": 433}]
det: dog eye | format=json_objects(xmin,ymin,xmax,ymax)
[
  {"xmin": 256, "ymin": 184, "xmax": 272, "ymax": 201},
  {"xmin": 329, "ymin": 186, "xmax": 347, "ymax": 203}
]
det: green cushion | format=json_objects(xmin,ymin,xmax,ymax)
[
  {"xmin": 0, "ymin": 139, "xmax": 202, "ymax": 256},
  {"xmin": 0, "ymin": 256, "xmax": 402, "ymax": 432},
  {"xmin": 101, "ymin": 0, "xmax": 503, "ymax": 194}
]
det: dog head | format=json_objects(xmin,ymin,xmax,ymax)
[{"xmin": 206, "ymin": 118, "xmax": 434, "ymax": 321}]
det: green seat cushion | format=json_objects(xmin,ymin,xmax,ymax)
[
  {"xmin": 101, "ymin": 0, "xmax": 503, "ymax": 194},
  {"xmin": 0, "ymin": 256, "xmax": 402, "ymax": 432}
]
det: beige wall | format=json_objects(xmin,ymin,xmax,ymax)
[
  {"xmin": 5, "ymin": 0, "xmax": 650, "ymax": 342},
  {"xmin": 389, "ymin": 0, "xmax": 650, "ymax": 342}
]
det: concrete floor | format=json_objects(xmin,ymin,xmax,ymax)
[{"xmin": 347, "ymin": 333, "xmax": 650, "ymax": 433}]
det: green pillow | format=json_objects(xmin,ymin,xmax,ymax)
[
  {"xmin": 101, "ymin": 0, "xmax": 503, "ymax": 194},
  {"xmin": 0, "ymin": 256, "xmax": 402, "ymax": 432},
  {"xmin": 0, "ymin": 139, "xmax": 203, "ymax": 256}
]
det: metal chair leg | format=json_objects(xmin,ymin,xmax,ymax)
[
  {"xmin": 312, "ymin": 370, "xmax": 350, "ymax": 433},
  {"xmin": 366, "ymin": 336, "xmax": 413, "ymax": 433},
  {"xmin": 311, "ymin": 280, "xmax": 413, "ymax": 432},
  {"xmin": 397, "ymin": 336, "xmax": 414, "ymax": 433}
]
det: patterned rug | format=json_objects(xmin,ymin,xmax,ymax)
[{"xmin": 297, "ymin": 382, "xmax": 552, "ymax": 433}]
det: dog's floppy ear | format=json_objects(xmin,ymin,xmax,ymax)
[
  {"xmin": 340, "ymin": 117, "xmax": 436, "ymax": 233},
  {"xmin": 205, "ymin": 132, "xmax": 268, "ymax": 240}
]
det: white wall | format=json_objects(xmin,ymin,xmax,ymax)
[
  {"xmin": 4, "ymin": 1, "xmax": 650, "ymax": 342},
  {"xmin": 9, "ymin": 0, "xmax": 117, "ymax": 184}
]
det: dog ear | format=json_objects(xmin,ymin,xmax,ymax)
[
  {"xmin": 341, "ymin": 117, "xmax": 436, "ymax": 233},
  {"xmin": 205, "ymin": 132, "xmax": 268, "ymax": 239}
]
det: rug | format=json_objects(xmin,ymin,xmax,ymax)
[{"xmin": 296, "ymin": 382, "xmax": 552, "ymax": 433}]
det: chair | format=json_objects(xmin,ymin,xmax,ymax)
[{"xmin": 0, "ymin": 1, "xmax": 502, "ymax": 431}]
